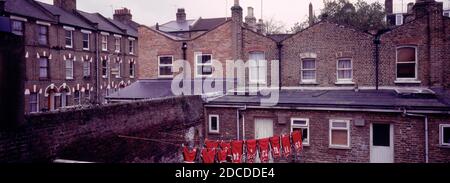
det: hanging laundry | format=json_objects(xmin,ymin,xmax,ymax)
[
  {"xmin": 270, "ymin": 136, "xmax": 281, "ymax": 159},
  {"xmin": 281, "ymin": 134, "xmax": 291, "ymax": 158},
  {"xmin": 231, "ymin": 140, "xmax": 244, "ymax": 163},
  {"xmin": 201, "ymin": 148, "xmax": 216, "ymax": 164},
  {"xmin": 220, "ymin": 141, "xmax": 232, "ymax": 156},
  {"xmin": 205, "ymin": 139, "xmax": 219, "ymax": 149},
  {"xmin": 258, "ymin": 138, "xmax": 270, "ymax": 163},
  {"xmin": 292, "ymin": 130, "xmax": 303, "ymax": 153},
  {"xmin": 182, "ymin": 146, "xmax": 197, "ymax": 163},
  {"xmin": 246, "ymin": 139, "xmax": 257, "ymax": 163},
  {"xmin": 217, "ymin": 148, "xmax": 228, "ymax": 163}
]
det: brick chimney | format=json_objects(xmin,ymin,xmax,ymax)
[
  {"xmin": 114, "ymin": 8, "xmax": 133, "ymax": 23},
  {"xmin": 54, "ymin": 0, "xmax": 76, "ymax": 12},
  {"xmin": 407, "ymin": 3, "xmax": 414, "ymax": 13},
  {"xmin": 256, "ymin": 19, "xmax": 264, "ymax": 34},
  {"xmin": 245, "ymin": 7, "xmax": 256, "ymax": 30},
  {"xmin": 385, "ymin": 0, "xmax": 393, "ymax": 14},
  {"xmin": 176, "ymin": 8, "xmax": 186, "ymax": 22},
  {"xmin": 231, "ymin": 0, "xmax": 243, "ymax": 60}
]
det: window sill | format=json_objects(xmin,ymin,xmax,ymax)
[
  {"xmin": 83, "ymin": 48, "xmax": 90, "ymax": 51},
  {"xmin": 335, "ymin": 81, "xmax": 355, "ymax": 85},
  {"xmin": 130, "ymin": 76, "xmax": 135, "ymax": 79},
  {"xmin": 329, "ymin": 145, "xmax": 351, "ymax": 150},
  {"xmin": 439, "ymin": 145, "xmax": 450, "ymax": 149},
  {"xmin": 208, "ymin": 132, "xmax": 220, "ymax": 135},
  {"xmin": 115, "ymin": 76, "xmax": 121, "ymax": 79},
  {"xmin": 395, "ymin": 80, "xmax": 421, "ymax": 84},
  {"xmin": 300, "ymin": 81, "xmax": 318, "ymax": 85},
  {"xmin": 158, "ymin": 76, "xmax": 174, "ymax": 79},
  {"xmin": 66, "ymin": 78, "xmax": 74, "ymax": 80},
  {"xmin": 65, "ymin": 46, "xmax": 73, "ymax": 49},
  {"xmin": 102, "ymin": 76, "xmax": 108, "ymax": 79}
]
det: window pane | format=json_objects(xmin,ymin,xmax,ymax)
[
  {"xmin": 159, "ymin": 57, "xmax": 173, "ymax": 65},
  {"xmin": 398, "ymin": 47, "xmax": 415, "ymax": 62},
  {"xmin": 332, "ymin": 122, "xmax": 348, "ymax": 128},
  {"xmin": 444, "ymin": 127, "xmax": 450, "ymax": 144},
  {"xmin": 83, "ymin": 33, "xmax": 89, "ymax": 49},
  {"xmin": 292, "ymin": 127, "xmax": 308, "ymax": 144},
  {"xmin": 12, "ymin": 21, "xmax": 23, "ymax": 35},
  {"xmin": 250, "ymin": 66, "xmax": 258, "ymax": 81},
  {"xmin": 258, "ymin": 61, "xmax": 267, "ymax": 83},
  {"xmin": 373, "ymin": 124, "xmax": 390, "ymax": 146},
  {"xmin": 338, "ymin": 60, "xmax": 351, "ymax": 69},
  {"xmin": 397, "ymin": 63, "xmax": 416, "ymax": 78},
  {"xmin": 302, "ymin": 70, "xmax": 316, "ymax": 80},
  {"xmin": 159, "ymin": 66, "xmax": 172, "ymax": 76},
  {"xmin": 201, "ymin": 55, "xmax": 211, "ymax": 64},
  {"xmin": 202, "ymin": 66, "xmax": 212, "ymax": 75},
  {"xmin": 302, "ymin": 59, "xmax": 315, "ymax": 69},
  {"xmin": 331, "ymin": 130, "xmax": 348, "ymax": 146},
  {"xmin": 338, "ymin": 70, "xmax": 352, "ymax": 79},
  {"xmin": 83, "ymin": 62, "xmax": 90, "ymax": 77},
  {"xmin": 39, "ymin": 58, "xmax": 48, "ymax": 78},
  {"xmin": 210, "ymin": 117, "xmax": 218, "ymax": 131},
  {"xmin": 293, "ymin": 120, "xmax": 307, "ymax": 126}
]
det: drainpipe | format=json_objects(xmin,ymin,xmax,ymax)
[
  {"xmin": 236, "ymin": 108, "xmax": 240, "ymax": 140},
  {"xmin": 95, "ymin": 25, "xmax": 100, "ymax": 104},
  {"xmin": 403, "ymin": 110, "xmax": 429, "ymax": 163},
  {"xmin": 182, "ymin": 42, "xmax": 187, "ymax": 78},
  {"xmin": 277, "ymin": 42, "xmax": 283, "ymax": 90},
  {"xmin": 240, "ymin": 105, "xmax": 247, "ymax": 140},
  {"xmin": 374, "ymin": 34, "xmax": 381, "ymax": 90}
]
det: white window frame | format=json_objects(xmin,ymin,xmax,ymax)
[
  {"xmin": 395, "ymin": 46, "xmax": 418, "ymax": 82},
  {"xmin": 395, "ymin": 14, "xmax": 403, "ymax": 26},
  {"xmin": 158, "ymin": 55, "xmax": 174, "ymax": 78},
  {"xmin": 82, "ymin": 31, "xmax": 90, "ymax": 50},
  {"xmin": 11, "ymin": 20, "xmax": 25, "ymax": 36},
  {"xmin": 128, "ymin": 37, "xmax": 135, "ymax": 54},
  {"xmin": 83, "ymin": 61, "xmax": 91, "ymax": 77},
  {"xmin": 291, "ymin": 118, "xmax": 310, "ymax": 146},
  {"xmin": 102, "ymin": 59, "xmax": 108, "ymax": 78},
  {"xmin": 37, "ymin": 25, "xmax": 49, "ymax": 46},
  {"xmin": 64, "ymin": 26, "xmax": 74, "ymax": 48},
  {"xmin": 101, "ymin": 34, "xmax": 108, "ymax": 51},
  {"xmin": 301, "ymin": 58, "xmax": 317, "ymax": 83},
  {"xmin": 29, "ymin": 93, "xmax": 39, "ymax": 113},
  {"xmin": 65, "ymin": 59, "xmax": 74, "ymax": 80},
  {"xmin": 248, "ymin": 51, "xmax": 267, "ymax": 85},
  {"xmin": 208, "ymin": 115, "xmax": 220, "ymax": 134},
  {"xmin": 195, "ymin": 52, "xmax": 213, "ymax": 78},
  {"xmin": 39, "ymin": 57, "xmax": 49, "ymax": 79},
  {"xmin": 336, "ymin": 59, "xmax": 353, "ymax": 83},
  {"xmin": 116, "ymin": 62, "xmax": 122, "ymax": 78},
  {"xmin": 114, "ymin": 35, "xmax": 121, "ymax": 53},
  {"xmin": 440, "ymin": 124, "xmax": 450, "ymax": 146},
  {"xmin": 129, "ymin": 61, "xmax": 135, "ymax": 78},
  {"xmin": 329, "ymin": 119, "xmax": 351, "ymax": 149}
]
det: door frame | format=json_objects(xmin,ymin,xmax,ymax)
[{"xmin": 370, "ymin": 123, "xmax": 394, "ymax": 163}]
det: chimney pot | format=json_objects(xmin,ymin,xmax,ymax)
[
  {"xmin": 54, "ymin": 0, "xmax": 77, "ymax": 12},
  {"xmin": 176, "ymin": 8, "xmax": 186, "ymax": 22},
  {"xmin": 385, "ymin": 0, "xmax": 393, "ymax": 14},
  {"xmin": 234, "ymin": 0, "xmax": 240, "ymax": 6},
  {"xmin": 113, "ymin": 8, "xmax": 133, "ymax": 23}
]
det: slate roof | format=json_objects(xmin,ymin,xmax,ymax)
[
  {"xmin": 268, "ymin": 34, "xmax": 292, "ymax": 42},
  {"xmin": 159, "ymin": 17, "xmax": 228, "ymax": 33},
  {"xmin": 158, "ymin": 19, "xmax": 196, "ymax": 32},
  {"xmin": 107, "ymin": 18, "xmax": 138, "ymax": 37},
  {"xmin": 77, "ymin": 11, "xmax": 123, "ymax": 35},
  {"xmin": 191, "ymin": 17, "xmax": 228, "ymax": 31},
  {"xmin": 207, "ymin": 89, "xmax": 450, "ymax": 112},
  {"xmin": 36, "ymin": 1, "xmax": 94, "ymax": 30},
  {"xmin": 4, "ymin": 0, "xmax": 54, "ymax": 22},
  {"xmin": 106, "ymin": 79, "xmax": 236, "ymax": 101}
]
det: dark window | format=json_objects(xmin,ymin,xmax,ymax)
[
  {"xmin": 373, "ymin": 124, "xmax": 390, "ymax": 147},
  {"xmin": 196, "ymin": 54, "xmax": 212, "ymax": 76},
  {"xmin": 85, "ymin": 90, "xmax": 91, "ymax": 103},
  {"xmin": 102, "ymin": 60, "xmax": 108, "ymax": 78},
  {"xmin": 159, "ymin": 56, "xmax": 173, "ymax": 77},
  {"xmin": 74, "ymin": 90, "xmax": 80, "ymax": 105},
  {"xmin": 397, "ymin": 47, "xmax": 417, "ymax": 79},
  {"xmin": 39, "ymin": 58, "xmax": 49, "ymax": 78},
  {"xmin": 209, "ymin": 116, "xmax": 219, "ymax": 132},
  {"xmin": 130, "ymin": 62, "xmax": 135, "ymax": 77},
  {"xmin": 129, "ymin": 40, "xmax": 134, "ymax": 54},
  {"xmin": 38, "ymin": 25, "xmax": 48, "ymax": 45},
  {"xmin": 29, "ymin": 93, "xmax": 38, "ymax": 113},
  {"xmin": 82, "ymin": 33, "xmax": 90, "ymax": 49},
  {"xmin": 83, "ymin": 61, "xmax": 91, "ymax": 77},
  {"xmin": 65, "ymin": 30, "xmax": 73, "ymax": 48},
  {"xmin": 444, "ymin": 127, "xmax": 450, "ymax": 144},
  {"xmin": 11, "ymin": 21, "xmax": 24, "ymax": 36}
]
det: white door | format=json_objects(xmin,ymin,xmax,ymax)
[
  {"xmin": 370, "ymin": 123, "xmax": 394, "ymax": 163},
  {"xmin": 255, "ymin": 119, "xmax": 273, "ymax": 139},
  {"xmin": 255, "ymin": 119, "xmax": 274, "ymax": 163}
]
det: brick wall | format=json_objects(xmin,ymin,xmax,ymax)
[
  {"xmin": 205, "ymin": 107, "xmax": 450, "ymax": 163},
  {"xmin": 282, "ymin": 21, "xmax": 375, "ymax": 87},
  {"xmin": 0, "ymin": 96, "xmax": 204, "ymax": 163}
]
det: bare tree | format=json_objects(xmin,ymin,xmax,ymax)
[{"xmin": 263, "ymin": 17, "xmax": 287, "ymax": 34}]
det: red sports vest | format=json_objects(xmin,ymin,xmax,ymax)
[
  {"xmin": 270, "ymin": 136, "xmax": 281, "ymax": 158},
  {"xmin": 292, "ymin": 130, "xmax": 303, "ymax": 153},
  {"xmin": 205, "ymin": 139, "xmax": 219, "ymax": 149},
  {"xmin": 231, "ymin": 140, "xmax": 244, "ymax": 163},
  {"xmin": 182, "ymin": 146, "xmax": 197, "ymax": 163},
  {"xmin": 258, "ymin": 138, "xmax": 270, "ymax": 163},
  {"xmin": 246, "ymin": 139, "xmax": 257, "ymax": 163},
  {"xmin": 201, "ymin": 148, "xmax": 216, "ymax": 164},
  {"xmin": 281, "ymin": 134, "xmax": 291, "ymax": 158}
]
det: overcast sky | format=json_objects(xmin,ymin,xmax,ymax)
[{"xmin": 37, "ymin": 0, "xmax": 449, "ymax": 30}]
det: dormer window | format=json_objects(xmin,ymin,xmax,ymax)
[{"xmin": 395, "ymin": 14, "xmax": 403, "ymax": 26}]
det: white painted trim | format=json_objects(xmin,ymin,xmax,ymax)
[
  {"xmin": 100, "ymin": 32, "xmax": 110, "ymax": 36},
  {"xmin": 65, "ymin": 29, "xmax": 73, "ymax": 48},
  {"xmin": 10, "ymin": 16, "xmax": 27, "ymax": 22},
  {"xmin": 301, "ymin": 58, "xmax": 317, "ymax": 83},
  {"xmin": 114, "ymin": 34, "xmax": 122, "ymax": 38},
  {"xmin": 81, "ymin": 29, "xmax": 92, "ymax": 34},
  {"xmin": 63, "ymin": 26, "xmax": 75, "ymax": 31},
  {"xmin": 336, "ymin": 58, "xmax": 353, "ymax": 83},
  {"xmin": 194, "ymin": 52, "xmax": 213, "ymax": 78},
  {"xmin": 329, "ymin": 119, "xmax": 351, "ymax": 149},
  {"xmin": 128, "ymin": 37, "xmax": 136, "ymax": 41},
  {"xmin": 36, "ymin": 21, "xmax": 51, "ymax": 26},
  {"xmin": 208, "ymin": 115, "xmax": 220, "ymax": 134},
  {"xmin": 396, "ymin": 46, "xmax": 419, "ymax": 81},
  {"xmin": 248, "ymin": 51, "xmax": 267, "ymax": 85},
  {"xmin": 158, "ymin": 55, "xmax": 174, "ymax": 78},
  {"xmin": 290, "ymin": 118, "xmax": 310, "ymax": 146},
  {"xmin": 440, "ymin": 124, "xmax": 450, "ymax": 146}
]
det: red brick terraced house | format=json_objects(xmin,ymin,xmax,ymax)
[
  {"xmin": 3, "ymin": 0, "xmax": 139, "ymax": 113},
  {"xmin": 118, "ymin": 0, "xmax": 450, "ymax": 163}
]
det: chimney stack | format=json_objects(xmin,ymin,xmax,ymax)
[
  {"xmin": 245, "ymin": 7, "xmax": 256, "ymax": 30},
  {"xmin": 176, "ymin": 8, "xmax": 186, "ymax": 22},
  {"xmin": 385, "ymin": 0, "xmax": 393, "ymax": 15},
  {"xmin": 231, "ymin": 0, "xmax": 243, "ymax": 23},
  {"xmin": 54, "ymin": 0, "xmax": 77, "ymax": 12},
  {"xmin": 256, "ymin": 19, "xmax": 264, "ymax": 34},
  {"xmin": 113, "ymin": 8, "xmax": 133, "ymax": 24},
  {"xmin": 407, "ymin": 3, "xmax": 414, "ymax": 13},
  {"xmin": 309, "ymin": 2, "xmax": 314, "ymax": 26}
]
